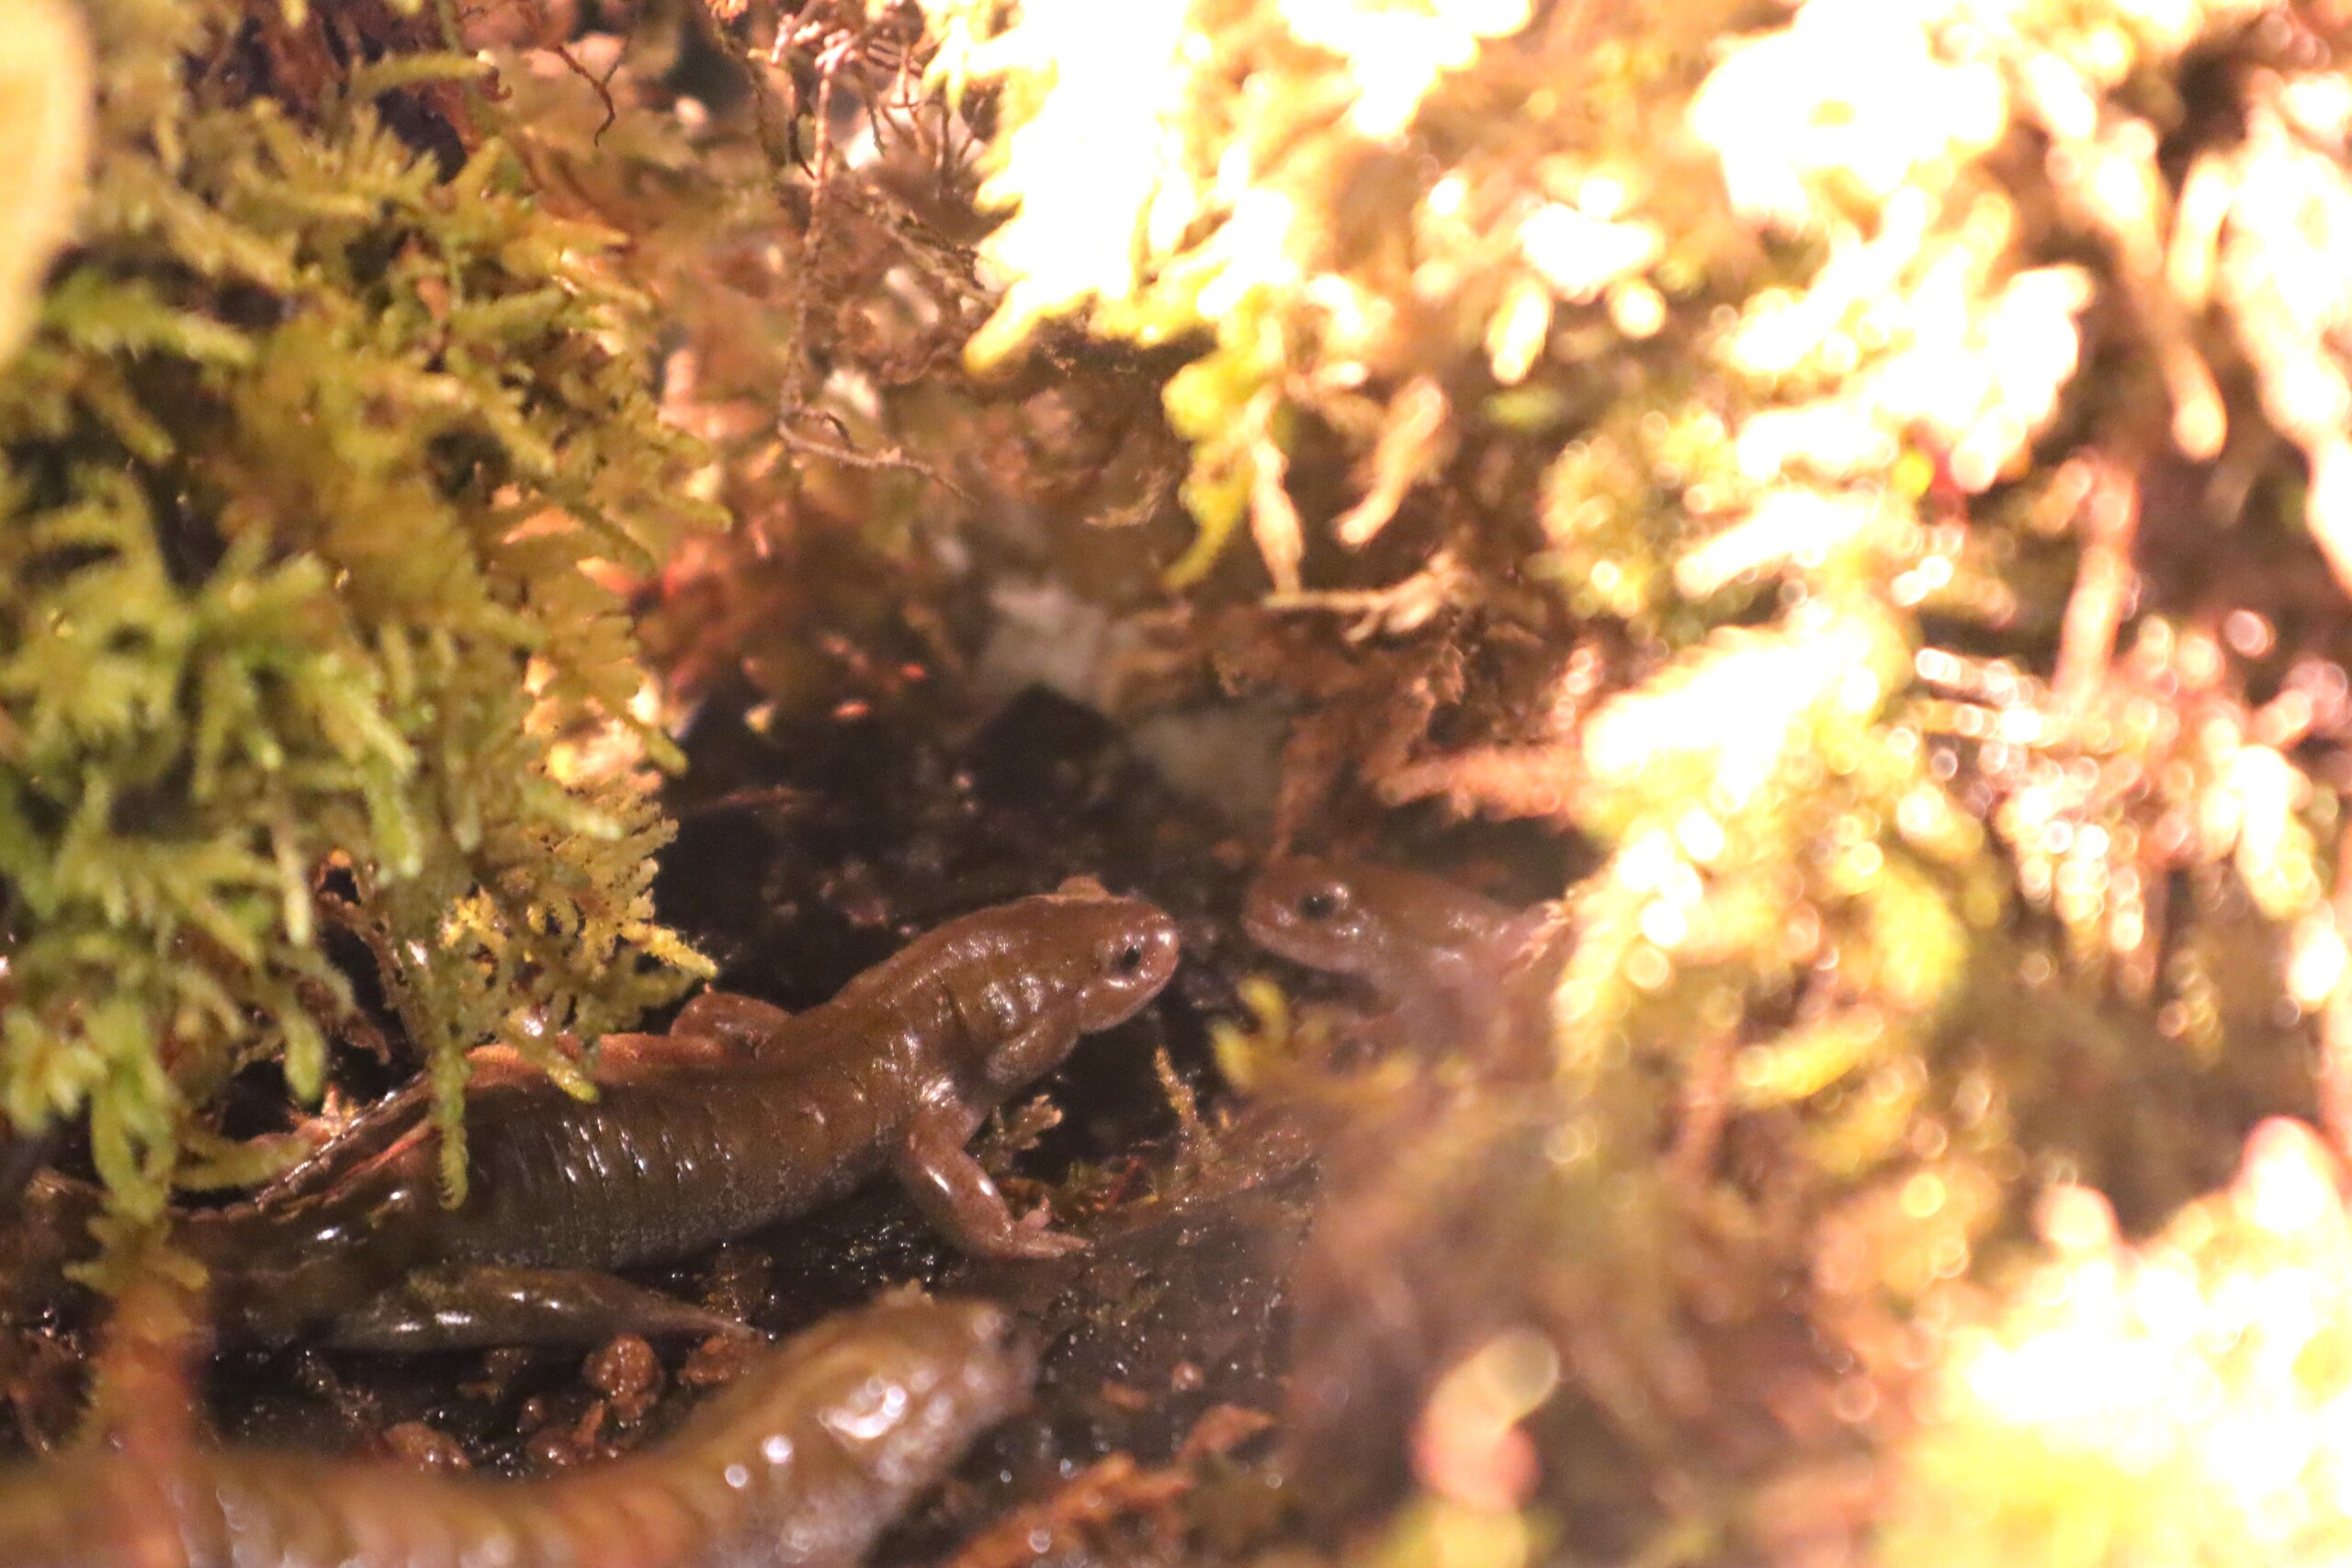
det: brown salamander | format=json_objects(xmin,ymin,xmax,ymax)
[
  {"xmin": 1241, "ymin": 856, "xmax": 1549, "ymax": 1061},
  {"xmin": 0, "ymin": 1293, "xmax": 1034, "ymax": 1568},
  {"xmin": 187, "ymin": 885, "xmax": 1181, "ymax": 1347},
  {"xmin": 1241, "ymin": 860, "xmax": 1568, "ymax": 1517}
]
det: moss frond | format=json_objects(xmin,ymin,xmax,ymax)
[{"xmin": 0, "ymin": 0, "xmax": 719, "ymax": 1218}]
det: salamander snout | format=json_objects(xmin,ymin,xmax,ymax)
[{"xmin": 1076, "ymin": 906, "xmax": 1182, "ymax": 1031}]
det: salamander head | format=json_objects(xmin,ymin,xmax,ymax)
[
  {"xmin": 1243, "ymin": 855, "xmax": 1519, "ymax": 990},
  {"xmin": 1242, "ymin": 856, "xmax": 1385, "ymax": 978},
  {"xmin": 911, "ymin": 883, "xmax": 1182, "ymax": 1083},
  {"xmin": 1030, "ymin": 883, "xmax": 1183, "ymax": 1032}
]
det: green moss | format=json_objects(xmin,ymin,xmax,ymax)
[{"xmin": 1, "ymin": 0, "xmax": 718, "ymax": 1221}]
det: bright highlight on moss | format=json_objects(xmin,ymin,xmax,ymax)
[
  {"xmin": 0, "ymin": 0, "xmax": 88, "ymax": 371},
  {"xmin": 1888, "ymin": 1121, "xmax": 2352, "ymax": 1568}
]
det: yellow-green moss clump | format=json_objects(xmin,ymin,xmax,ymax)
[
  {"xmin": 931, "ymin": 0, "xmax": 2352, "ymax": 1560},
  {"xmin": 0, "ymin": 0, "xmax": 717, "ymax": 1220},
  {"xmin": 1885, "ymin": 1120, "xmax": 2352, "ymax": 1568}
]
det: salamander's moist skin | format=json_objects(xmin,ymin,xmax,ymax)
[
  {"xmin": 187, "ymin": 886, "xmax": 1182, "ymax": 1348},
  {"xmin": 0, "ymin": 1294, "xmax": 1035, "ymax": 1568},
  {"xmin": 1243, "ymin": 861, "xmax": 1566, "ymax": 1511},
  {"xmin": 1242, "ymin": 856, "xmax": 1537, "ymax": 1055}
]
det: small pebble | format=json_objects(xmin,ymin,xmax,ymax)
[
  {"xmin": 382, "ymin": 1420, "xmax": 470, "ymax": 1473},
  {"xmin": 586, "ymin": 1335, "xmax": 663, "ymax": 1424}
]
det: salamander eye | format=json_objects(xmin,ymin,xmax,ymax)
[
  {"xmin": 1296, "ymin": 890, "xmax": 1339, "ymax": 920},
  {"xmin": 1110, "ymin": 942, "xmax": 1147, "ymax": 975}
]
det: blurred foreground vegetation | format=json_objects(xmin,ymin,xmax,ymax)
[{"xmin": 11, "ymin": 0, "xmax": 2352, "ymax": 1562}]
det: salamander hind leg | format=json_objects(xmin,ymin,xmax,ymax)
[{"xmin": 322, "ymin": 1265, "xmax": 754, "ymax": 1351}]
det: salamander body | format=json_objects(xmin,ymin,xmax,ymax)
[
  {"xmin": 0, "ymin": 1294, "xmax": 1032, "ymax": 1568},
  {"xmin": 190, "ymin": 886, "xmax": 1181, "ymax": 1346}
]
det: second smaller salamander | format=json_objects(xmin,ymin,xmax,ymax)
[{"xmin": 1242, "ymin": 855, "xmax": 1549, "ymax": 1064}]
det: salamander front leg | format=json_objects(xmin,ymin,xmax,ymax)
[
  {"xmin": 892, "ymin": 1100, "xmax": 1088, "ymax": 1260},
  {"xmin": 322, "ymin": 1265, "xmax": 753, "ymax": 1351},
  {"xmin": 978, "ymin": 1008, "xmax": 1081, "ymax": 1091},
  {"xmin": 671, "ymin": 990, "xmax": 796, "ymax": 1053}
]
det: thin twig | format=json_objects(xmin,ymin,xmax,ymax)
[
  {"xmin": 2053, "ymin": 455, "xmax": 2141, "ymax": 713},
  {"xmin": 2321, "ymin": 820, "xmax": 2352, "ymax": 1157},
  {"xmin": 775, "ymin": 419, "xmax": 977, "ymax": 505}
]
